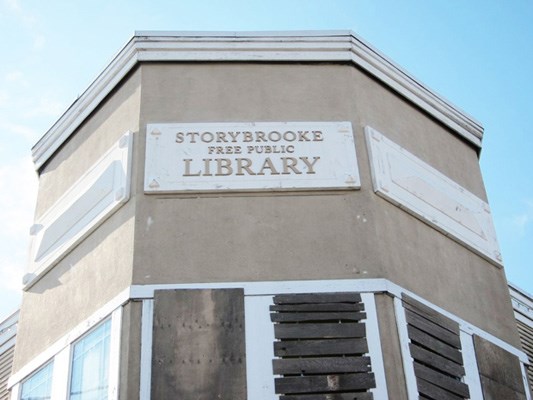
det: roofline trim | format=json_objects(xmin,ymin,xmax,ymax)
[{"xmin": 32, "ymin": 31, "xmax": 484, "ymax": 171}]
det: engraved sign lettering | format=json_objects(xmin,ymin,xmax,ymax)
[{"xmin": 144, "ymin": 122, "xmax": 360, "ymax": 193}]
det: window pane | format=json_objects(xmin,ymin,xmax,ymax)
[
  {"xmin": 69, "ymin": 319, "xmax": 111, "ymax": 400},
  {"xmin": 21, "ymin": 361, "xmax": 53, "ymax": 400}
]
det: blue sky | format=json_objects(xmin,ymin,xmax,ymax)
[{"xmin": 0, "ymin": 0, "xmax": 532, "ymax": 320}]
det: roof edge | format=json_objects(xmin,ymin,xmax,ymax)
[{"xmin": 32, "ymin": 31, "xmax": 484, "ymax": 171}]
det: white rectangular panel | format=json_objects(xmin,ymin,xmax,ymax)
[
  {"xmin": 365, "ymin": 126, "xmax": 502, "ymax": 267},
  {"xmin": 25, "ymin": 132, "xmax": 133, "ymax": 289},
  {"xmin": 144, "ymin": 122, "xmax": 360, "ymax": 193}
]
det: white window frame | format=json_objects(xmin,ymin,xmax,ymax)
[
  {"xmin": 10, "ymin": 307, "xmax": 122, "ymax": 400},
  {"xmin": 19, "ymin": 359, "xmax": 54, "ymax": 400}
]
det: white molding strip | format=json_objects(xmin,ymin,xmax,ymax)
[
  {"xmin": 128, "ymin": 278, "xmax": 389, "ymax": 299},
  {"xmin": 393, "ymin": 296, "xmax": 419, "ymax": 400},
  {"xmin": 24, "ymin": 132, "xmax": 133, "ymax": 290},
  {"xmin": 139, "ymin": 300, "xmax": 153, "ymax": 400},
  {"xmin": 50, "ymin": 347, "xmax": 70, "ymax": 400},
  {"xmin": 108, "ymin": 307, "xmax": 123, "ymax": 400},
  {"xmin": 9, "ymin": 383, "xmax": 19, "ymax": 400},
  {"xmin": 32, "ymin": 31, "xmax": 483, "ymax": 171},
  {"xmin": 244, "ymin": 295, "xmax": 276, "ymax": 400},
  {"xmin": 365, "ymin": 126, "xmax": 502, "ymax": 267},
  {"xmin": 521, "ymin": 362, "xmax": 533, "ymax": 400},
  {"xmin": 460, "ymin": 330, "xmax": 484, "ymax": 400},
  {"xmin": 361, "ymin": 293, "xmax": 388, "ymax": 399}
]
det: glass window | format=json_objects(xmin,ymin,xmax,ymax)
[
  {"xmin": 69, "ymin": 319, "xmax": 111, "ymax": 400},
  {"xmin": 20, "ymin": 361, "xmax": 53, "ymax": 400}
]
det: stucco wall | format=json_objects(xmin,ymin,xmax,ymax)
[
  {"xmin": 132, "ymin": 62, "xmax": 518, "ymax": 346},
  {"xmin": 12, "ymin": 68, "xmax": 142, "ymax": 372},
  {"xmin": 11, "ymin": 60, "xmax": 520, "ymax": 375}
]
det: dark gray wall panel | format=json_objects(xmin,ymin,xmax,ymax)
[
  {"xmin": 474, "ymin": 335, "xmax": 526, "ymax": 398},
  {"xmin": 151, "ymin": 288, "xmax": 247, "ymax": 400}
]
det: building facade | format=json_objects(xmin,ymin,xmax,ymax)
[{"xmin": 3, "ymin": 31, "xmax": 532, "ymax": 399}]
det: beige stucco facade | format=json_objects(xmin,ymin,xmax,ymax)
[{"xmin": 8, "ymin": 32, "xmax": 529, "ymax": 400}]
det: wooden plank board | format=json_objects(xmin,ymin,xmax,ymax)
[
  {"xmin": 274, "ymin": 338, "xmax": 368, "ymax": 357},
  {"xmin": 275, "ymin": 323, "xmax": 366, "ymax": 339},
  {"xmin": 407, "ymin": 325, "xmax": 463, "ymax": 364},
  {"xmin": 414, "ymin": 363, "xmax": 470, "ymax": 398},
  {"xmin": 417, "ymin": 377, "xmax": 465, "ymax": 400},
  {"xmin": 275, "ymin": 373, "xmax": 376, "ymax": 394},
  {"xmin": 409, "ymin": 343, "xmax": 465, "ymax": 378},
  {"xmin": 402, "ymin": 294, "xmax": 459, "ymax": 334},
  {"xmin": 479, "ymin": 375, "xmax": 528, "ymax": 400},
  {"xmin": 274, "ymin": 293, "xmax": 362, "ymax": 304},
  {"xmin": 151, "ymin": 289, "xmax": 247, "ymax": 400},
  {"xmin": 271, "ymin": 303, "xmax": 365, "ymax": 312},
  {"xmin": 273, "ymin": 356, "xmax": 371, "ymax": 375},
  {"xmin": 473, "ymin": 335, "xmax": 526, "ymax": 395},
  {"xmin": 406, "ymin": 309, "xmax": 461, "ymax": 349},
  {"xmin": 271, "ymin": 312, "xmax": 366, "ymax": 323},
  {"xmin": 279, "ymin": 393, "xmax": 373, "ymax": 400}
]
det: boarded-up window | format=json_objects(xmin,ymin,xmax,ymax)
[
  {"xmin": 270, "ymin": 292, "xmax": 376, "ymax": 399},
  {"xmin": 151, "ymin": 289, "xmax": 247, "ymax": 400},
  {"xmin": 402, "ymin": 294, "xmax": 470, "ymax": 400},
  {"xmin": 474, "ymin": 335, "xmax": 527, "ymax": 400}
]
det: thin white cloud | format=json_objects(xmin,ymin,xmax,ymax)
[
  {"xmin": 33, "ymin": 34, "xmax": 46, "ymax": 50},
  {"xmin": 0, "ymin": 156, "xmax": 36, "ymax": 317},
  {"xmin": 0, "ymin": 90, "xmax": 8, "ymax": 107},
  {"xmin": 3, "ymin": 0, "xmax": 37, "ymax": 26},
  {"xmin": 0, "ymin": 156, "xmax": 38, "ymax": 237},
  {"xmin": 508, "ymin": 199, "xmax": 533, "ymax": 238},
  {"xmin": 24, "ymin": 97, "xmax": 65, "ymax": 119},
  {"xmin": 0, "ymin": 258, "xmax": 24, "ymax": 293},
  {"xmin": 0, "ymin": 121, "xmax": 39, "ymax": 142},
  {"xmin": 5, "ymin": 70, "xmax": 29, "ymax": 87}
]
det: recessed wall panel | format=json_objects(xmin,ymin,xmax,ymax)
[{"xmin": 365, "ymin": 126, "xmax": 502, "ymax": 267}]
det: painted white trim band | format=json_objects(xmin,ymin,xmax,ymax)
[{"xmin": 32, "ymin": 31, "xmax": 483, "ymax": 171}]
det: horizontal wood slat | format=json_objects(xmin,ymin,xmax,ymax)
[
  {"xmin": 403, "ymin": 295, "xmax": 469, "ymax": 399},
  {"xmin": 409, "ymin": 343, "xmax": 465, "ymax": 378},
  {"xmin": 402, "ymin": 294, "xmax": 459, "ymax": 335},
  {"xmin": 414, "ymin": 363, "xmax": 469, "ymax": 398},
  {"xmin": 417, "ymin": 377, "xmax": 465, "ymax": 400},
  {"xmin": 273, "ymin": 356, "xmax": 371, "ymax": 375},
  {"xmin": 271, "ymin": 292, "xmax": 375, "ymax": 397},
  {"xmin": 279, "ymin": 392, "xmax": 374, "ymax": 400},
  {"xmin": 408, "ymin": 325, "xmax": 463, "ymax": 364},
  {"xmin": 274, "ymin": 293, "xmax": 362, "ymax": 304},
  {"xmin": 274, "ymin": 338, "xmax": 369, "ymax": 357},
  {"xmin": 271, "ymin": 303, "xmax": 365, "ymax": 312},
  {"xmin": 271, "ymin": 312, "xmax": 366, "ymax": 323},
  {"xmin": 405, "ymin": 309, "xmax": 461, "ymax": 349},
  {"xmin": 275, "ymin": 373, "xmax": 376, "ymax": 394},
  {"xmin": 275, "ymin": 323, "xmax": 366, "ymax": 339}
]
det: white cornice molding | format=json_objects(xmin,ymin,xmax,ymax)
[{"xmin": 32, "ymin": 31, "xmax": 484, "ymax": 171}]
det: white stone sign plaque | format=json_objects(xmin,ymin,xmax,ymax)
[{"xmin": 144, "ymin": 122, "xmax": 360, "ymax": 193}]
